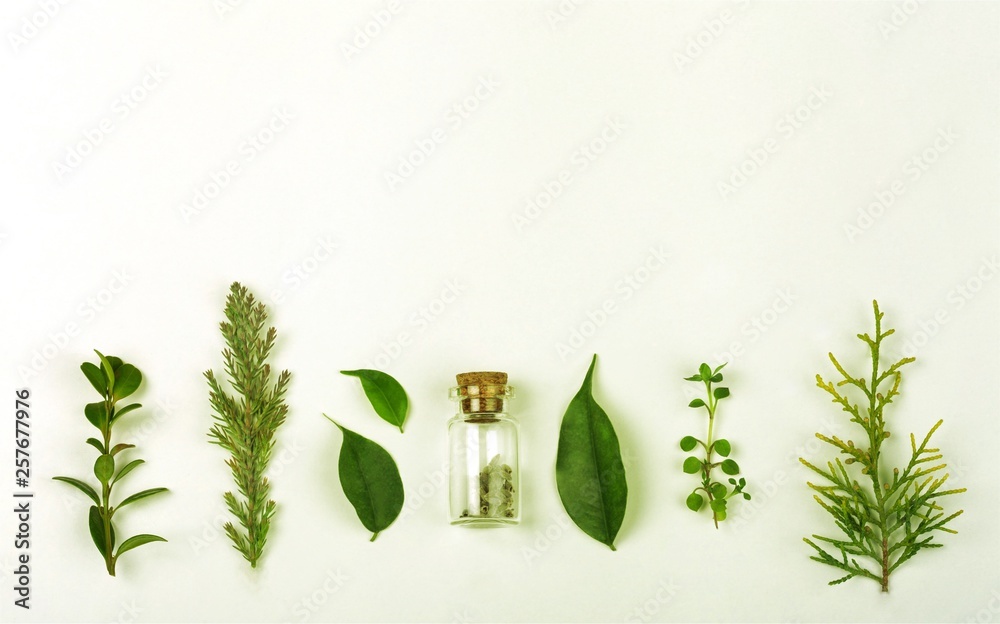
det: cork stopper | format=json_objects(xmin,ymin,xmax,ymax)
[{"xmin": 452, "ymin": 371, "xmax": 512, "ymax": 415}]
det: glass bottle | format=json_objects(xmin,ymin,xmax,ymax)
[{"xmin": 448, "ymin": 371, "xmax": 519, "ymax": 526}]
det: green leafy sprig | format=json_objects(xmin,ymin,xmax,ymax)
[
  {"xmin": 801, "ymin": 300, "xmax": 965, "ymax": 592},
  {"xmin": 206, "ymin": 282, "xmax": 291, "ymax": 569},
  {"xmin": 680, "ymin": 362, "xmax": 750, "ymax": 528},
  {"xmin": 54, "ymin": 351, "xmax": 168, "ymax": 576}
]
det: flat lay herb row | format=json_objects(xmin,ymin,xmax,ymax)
[{"xmin": 50, "ymin": 288, "xmax": 964, "ymax": 592}]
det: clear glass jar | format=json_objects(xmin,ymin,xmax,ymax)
[{"xmin": 448, "ymin": 372, "xmax": 519, "ymax": 527}]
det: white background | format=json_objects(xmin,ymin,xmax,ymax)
[{"xmin": 1, "ymin": 1, "xmax": 998, "ymax": 622}]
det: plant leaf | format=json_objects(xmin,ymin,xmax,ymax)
[
  {"xmin": 340, "ymin": 369, "xmax": 408, "ymax": 433},
  {"xmin": 113, "ymin": 459, "xmax": 144, "ymax": 484},
  {"xmin": 94, "ymin": 454, "xmax": 115, "ymax": 484},
  {"xmin": 555, "ymin": 354, "xmax": 628, "ymax": 551},
  {"xmin": 112, "ymin": 403, "xmax": 142, "ymax": 423},
  {"xmin": 686, "ymin": 492, "xmax": 704, "ymax": 511},
  {"xmin": 86, "ymin": 438, "xmax": 106, "ymax": 454},
  {"xmin": 116, "ymin": 534, "xmax": 167, "ymax": 558},
  {"xmin": 85, "ymin": 402, "xmax": 109, "ymax": 431},
  {"xmin": 714, "ymin": 387, "xmax": 730, "ymax": 399},
  {"xmin": 113, "ymin": 364, "xmax": 142, "ymax": 401},
  {"xmin": 688, "ymin": 399, "xmax": 705, "ymax": 408},
  {"xmin": 683, "ymin": 374, "xmax": 702, "ymax": 382},
  {"xmin": 94, "ymin": 350, "xmax": 115, "ymax": 394},
  {"xmin": 116, "ymin": 487, "xmax": 168, "ymax": 509},
  {"xmin": 679, "ymin": 436, "xmax": 698, "ymax": 452},
  {"xmin": 88, "ymin": 506, "xmax": 108, "ymax": 557},
  {"xmin": 710, "ymin": 373, "xmax": 723, "ymax": 383},
  {"xmin": 110, "ymin": 443, "xmax": 135, "ymax": 456},
  {"xmin": 714, "ymin": 439, "xmax": 731, "ymax": 457},
  {"xmin": 81, "ymin": 362, "xmax": 108, "ymax": 396},
  {"xmin": 53, "ymin": 476, "xmax": 100, "ymax": 505},
  {"xmin": 699, "ymin": 363, "xmax": 712, "ymax": 380},
  {"xmin": 327, "ymin": 417, "xmax": 404, "ymax": 540},
  {"xmin": 711, "ymin": 482, "xmax": 727, "ymax": 499},
  {"xmin": 721, "ymin": 459, "xmax": 740, "ymax": 475},
  {"xmin": 682, "ymin": 457, "xmax": 702, "ymax": 474}
]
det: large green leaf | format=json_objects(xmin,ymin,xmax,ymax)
[
  {"xmin": 88, "ymin": 506, "xmax": 113, "ymax": 557},
  {"xmin": 116, "ymin": 487, "xmax": 168, "ymax": 509},
  {"xmin": 80, "ymin": 362, "xmax": 107, "ymax": 396},
  {"xmin": 113, "ymin": 364, "xmax": 142, "ymax": 401},
  {"xmin": 327, "ymin": 417, "xmax": 404, "ymax": 541},
  {"xmin": 555, "ymin": 354, "xmax": 628, "ymax": 551},
  {"xmin": 340, "ymin": 370, "xmax": 408, "ymax": 433},
  {"xmin": 53, "ymin": 476, "xmax": 100, "ymax": 505},
  {"xmin": 116, "ymin": 534, "xmax": 167, "ymax": 558}
]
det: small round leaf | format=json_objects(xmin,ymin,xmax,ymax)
[
  {"xmin": 721, "ymin": 459, "xmax": 740, "ymax": 475},
  {"xmin": 743, "ymin": 492, "xmax": 751, "ymax": 500},
  {"xmin": 94, "ymin": 454, "xmax": 115, "ymax": 484},
  {"xmin": 711, "ymin": 483, "xmax": 727, "ymax": 499},
  {"xmin": 685, "ymin": 492, "xmax": 704, "ymax": 512},
  {"xmin": 713, "ymin": 387, "xmax": 730, "ymax": 400},
  {"xmin": 713, "ymin": 439, "xmax": 731, "ymax": 457},
  {"xmin": 679, "ymin": 436, "xmax": 698, "ymax": 452},
  {"xmin": 688, "ymin": 398, "xmax": 706, "ymax": 408},
  {"xmin": 682, "ymin": 457, "xmax": 702, "ymax": 474}
]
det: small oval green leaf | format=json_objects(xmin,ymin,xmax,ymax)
[
  {"xmin": 555, "ymin": 355, "xmax": 628, "ymax": 551},
  {"xmin": 688, "ymin": 399, "xmax": 705, "ymax": 408},
  {"xmin": 110, "ymin": 443, "xmax": 134, "ymax": 456},
  {"xmin": 94, "ymin": 454, "xmax": 115, "ymax": 484},
  {"xmin": 94, "ymin": 350, "xmax": 115, "ymax": 393},
  {"xmin": 711, "ymin": 482, "xmax": 727, "ymax": 499},
  {"xmin": 682, "ymin": 457, "xmax": 702, "ymax": 474},
  {"xmin": 112, "ymin": 403, "xmax": 142, "ymax": 424},
  {"xmin": 713, "ymin": 387, "xmax": 730, "ymax": 400},
  {"xmin": 721, "ymin": 459, "xmax": 740, "ymax": 475},
  {"xmin": 53, "ymin": 476, "xmax": 100, "ymax": 505},
  {"xmin": 113, "ymin": 364, "xmax": 142, "ymax": 401},
  {"xmin": 86, "ymin": 438, "xmax": 106, "ymax": 454},
  {"xmin": 679, "ymin": 436, "xmax": 698, "ymax": 452},
  {"xmin": 85, "ymin": 402, "xmax": 109, "ymax": 431},
  {"xmin": 714, "ymin": 439, "xmax": 731, "ymax": 457},
  {"xmin": 698, "ymin": 363, "xmax": 712, "ymax": 380},
  {"xmin": 685, "ymin": 492, "xmax": 704, "ymax": 511},
  {"xmin": 340, "ymin": 369, "xmax": 408, "ymax": 433},
  {"xmin": 710, "ymin": 373, "xmax": 723, "ymax": 383},
  {"xmin": 81, "ymin": 362, "xmax": 107, "ymax": 396},
  {"xmin": 116, "ymin": 534, "xmax": 167, "ymax": 558},
  {"xmin": 327, "ymin": 417, "xmax": 404, "ymax": 541},
  {"xmin": 116, "ymin": 487, "xmax": 168, "ymax": 509}
]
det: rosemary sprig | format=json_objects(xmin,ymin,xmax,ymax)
[
  {"xmin": 801, "ymin": 300, "xmax": 965, "ymax": 592},
  {"xmin": 206, "ymin": 282, "xmax": 291, "ymax": 569}
]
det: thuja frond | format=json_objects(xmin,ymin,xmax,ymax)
[
  {"xmin": 206, "ymin": 282, "xmax": 291, "ymax": 569},
  {"xmin": 801, "ymin": 301, "xmax": 965, "ymax": 592}
]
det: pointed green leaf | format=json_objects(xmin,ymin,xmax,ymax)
[
  {"xmin": 327, "ymin": 417, "xmax": 404, "ymax": 540},
  {"xmin": 85, "ymin": 402, "xmax": 109, "ymax": 431},
  {"xmin": 112, "ymin": 459, "xmax": 144, "ymax": 485},
  {"xmin": 721, "ymin": 459, "xmax": 740, "ymax": 475},
  {"xmin": 94, "ymin": 350, "xmax": 115, "ymax": 394},
  {"xmin": 679, "ymin": 436, "xmax": 698, "ymax": 452},
  {"xmin": 686, "ymin": 492, "xmax": 704, "ymax": 511},
  {"xmin": 111, "ymin": 403, "xmax": 141, "ymax": 423},
  {"xmin": 88, "ymin": 506, "xmax": 107, "ymax": 557},
  {"xmin": 94, "ymin": 454, "xmax": 115, "ymax": 484},
  {"xmin": 86, "ymin": 438, "xmax": 106, "ymax": 454},
  {"xmin": 116, "ymin": 534, "xmax": 167, "ymax": 558},
  {"xmin": 682, "ymin": 457, "xmax": 702, "ymax": 474},
  {"xmin": 710, "ymin": 373, "xmax": 723, "ymax": 383},
  {"xmin": 713, "ymin": 363, "xmax": 727, "ymax": 374},
  {"xmin": 340, "ymin": 369, "xmax": 408, "ymax": 433},
  {"xmin": 714, "ymin": 439, "xmax": 731, "ymax": 457},
  {"xmin": 53, "ymin": 476, "xmax": 100, "ymax": 505},
  {"xmin": 699, "ymin": 363, "xmax": 712, "ymax": 380},
  {"xmin": 714, "ymin": 387, "xmax": 730, "ymax": 400},
  {"xmin": 116, "ymin": 487, "xmax": 168, "ymax": 509},
  {"xmin": 688, "ymin": 399, "xmax": 705, "ymax": 408},
  {"xmin": 106, "ymin": 356, "xmax": 123, "ymax": 371},
  {"xmin": 683, "ymin": 374, "xmax": 702, "ymax": 382},
  {"xmin": 81, "ymin": 362, "xmax": 107, "ymax": 396},
  {"xmin": 110, "ymin": 443, "xmax": 134, "ymax": 456},
  {"xmin": 113, "ymin": 364, "xmax": 142, "ymax": 401},
  {"xmin": 556, "ymin": 355, "xmax": 628, "ymax": 551}
]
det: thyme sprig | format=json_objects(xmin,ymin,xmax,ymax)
[{"xmin": 801, "ymin": 300, "xmax": 965, "ymax": 592}]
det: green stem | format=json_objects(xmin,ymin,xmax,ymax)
[
  {"xmin": 704, "ymin": 380, "xmax": 718, "ymax": 529},
  {"xmin": 102, "ymin": 395, "xmax": 116, "ymax": 576}
]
